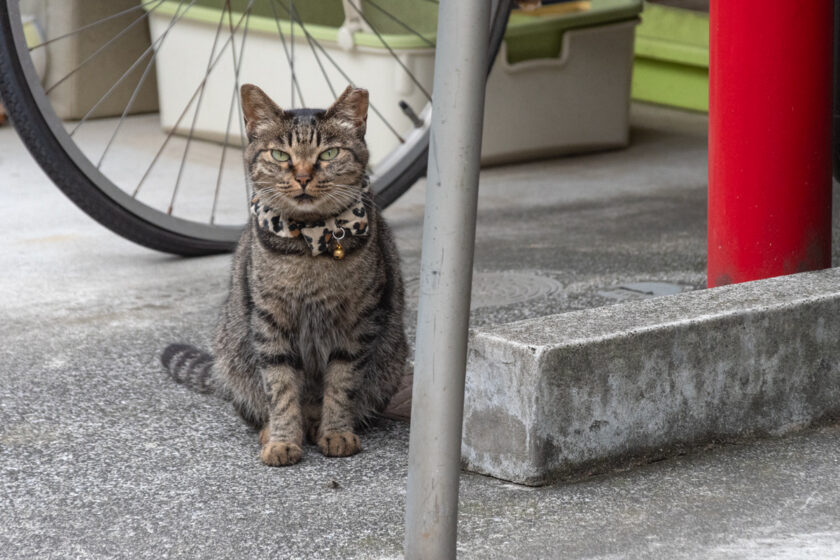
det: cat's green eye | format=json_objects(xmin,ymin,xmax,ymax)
[
  {"xmin": 319, "ymin": 147, "xmax": 340, "ymax": 161},
  {"xmin": 270, "ymin": 149, "xmax": 290, "ymax": 162}
]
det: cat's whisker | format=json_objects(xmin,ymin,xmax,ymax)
[
  {"xmin": 323, "ymin": 183, "xmax": 359, "ymax": 197},
  {"xmin": 252, "ymin": 180, "xmax": 289, "ymax": 186},
  {"xmin": 318, "ymin": 189, "xmax": 356, "ymax": 212},
  {"xmin": 260, "ymin": 192, "xmax": 292, "ymax": 209},
  {"xmin": 313, "ymin": 191, "xmax": 341, "ymax": 212}
]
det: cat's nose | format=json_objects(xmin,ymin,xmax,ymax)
[{"xmin": 296, "ymin": 174, "xmax": 312, "ymax": 188}]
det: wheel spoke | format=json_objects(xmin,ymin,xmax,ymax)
[
  {"xmin": 168, "ymin": 1, "xmax": 236, "ymax": 215},
  {"xmin": 344, "ymin": 0, "xmax": 431, "ymax": 100},
  {"xmin": 225, "ymin": 1, "xmax": 252, "ymax": 157},
  {"xmin": 44, "ymin": 1, "xmax": 166, "ymax": 95},
  {"xmin": 281, "ymin": 0, "xmax": 337, "ymax": 98},
  {"xmin": 211, "ymin": 0, "xmax": 254, "ymax": 226},
  {"xmin": 96, "ymin": 47, "xmax": 157, "ymax": 168},
  {"xmin": 70, "ymin": 0, "xmax": 197, "ymax": 138},
  {"xmin": 132, "ymin": 0, "xmax": 256, "ymax": 199},
  {"xmin": 290, "ymin": 0, "xmax": 296, "ymax": 108},
  {"xmin": 67, "ymin": 50, "xmax": 154, "ymax": 137},
  {"xmin": 96, "ymin": 0, "xmax": 192, "ymax": 168},
  {"xmin": 363, "ymin": 0, "xmax": 436, "ymax": 48},
  {"xmin": 272, "ymin": 0, "xmax": 405, "ymax": 143},
  {"xmin": 224, "ymin": 0, "xmax": 254, "ymax": 207},
  {"xmin": 211, "ymin": 86, "xmax": 239, "ymax": 224},
  {"xmin": 302, "ymin": 28, "xmax": 336, "ymax": 98},
  {"xmin": 267, "ymin": 0, "xmax": 307, "ymax": 105},
  {"xmin": 28, "ymin": 0, "xmax": 163, "ymax": 51}
]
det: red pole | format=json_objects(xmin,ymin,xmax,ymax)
[{"xmin": 708, "ymin": 0, "xmax": 833, "ymax": 288}]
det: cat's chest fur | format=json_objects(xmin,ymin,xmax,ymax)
[
  {"xmin": 253, "ymin": 244, "xmax": 366, "ymax": 320},
  {"xmin": 247, "ymin": 221, "xmax": 379, "ymax": 374}
]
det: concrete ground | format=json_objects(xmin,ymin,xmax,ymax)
[{"xmin": 2, "ymin": 103, "xmax": 839, "ymax": 558}]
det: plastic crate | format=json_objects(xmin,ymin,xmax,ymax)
[
  {"xmin": 482, "ymin": 0, "xmax": 642, "ymax": 164},
  {"xmin": 148, "ymin": 0, "xmax": 641, "ymax": 166},
  {"xmin": 631, "ymin": 2, "xmax": 709, "ymax": 112},
  {"xmin": 148, "ymin": 0, "xmax": 436, "ymax": 166}
]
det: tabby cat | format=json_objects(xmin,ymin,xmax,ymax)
[{"xmin": 161, "ymin": 84, "xmax": 408, "ymax": 466}]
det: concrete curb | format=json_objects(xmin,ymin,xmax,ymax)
[{"xmin": 462, "ymin": 268, "xmax": 840, "ymax": 485}]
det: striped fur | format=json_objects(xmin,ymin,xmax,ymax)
[
  {"xmin": 161, "ymin": 84, "xmax": 408, "ymax": 466},
  {"xmin": 160, "ymin": 343, "xmax": 215, "ymax": 394}
]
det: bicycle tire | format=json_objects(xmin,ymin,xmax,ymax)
[{"xmin": 0, "ymin": 0, "xmax": 511, "ymax": 256}]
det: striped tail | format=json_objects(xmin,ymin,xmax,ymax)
[{"xmin": 161, "ymin": 344, "xmax": 215, "ymax": 394}]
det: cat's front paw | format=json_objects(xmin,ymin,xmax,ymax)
[
  {"xmin": 260, "ymin": 441, "xmax": 303, "ymax": 466},
  {"xmin": 318, "ymin": 431, "xmax": 362, "ymax": 457}
]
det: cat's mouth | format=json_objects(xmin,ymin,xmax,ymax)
[{"xmin": 294, "ymin": 193, "xmax": 315, "ymax": 202}]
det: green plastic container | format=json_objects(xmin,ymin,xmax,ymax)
[
  {"xmin": 482, "ymin": 0, "xmax": 643, "ymax": 164},
  {"xmin": 505, "ymin": 0, "xmax": 642, "ymax": 64},
  {"xmin": 155, "ymin": 0, "xmax": 438, "ymax": 49},
  {"xmin": 631, "ymin": 2, "xmax": 709, "ymax": 112}
]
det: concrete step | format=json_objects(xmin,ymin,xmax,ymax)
[{"xmin": 462, "ymin": 268, "xmax": 840, "ymax": 485}]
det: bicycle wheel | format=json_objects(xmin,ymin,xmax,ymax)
[{"xmin": 0, "ymin": 0, "xmax": 510, "ymax": 255}]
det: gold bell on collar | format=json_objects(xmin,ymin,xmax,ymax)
[
  {"xmin": 333, "ymin": 240, "xmax": 345, "ymax": 260},
  {"xmin": 332, "ymin": 227, "xmax": 346, "ymax": 260}
]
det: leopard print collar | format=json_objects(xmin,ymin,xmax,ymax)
[{"xmin": 250, "ymin": 181, "xmax": 370, "ymax": 257}]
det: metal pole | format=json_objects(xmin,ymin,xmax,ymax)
[
  {"xmin": 707, "ymin": 0, "xmax": 833, "ymax": 287},
  {"xmin": 403, "ymin": 0, "xmax": 490, "ymax": 557}
]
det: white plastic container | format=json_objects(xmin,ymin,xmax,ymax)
[
  {"xmin": 481, "ymin": 19, "xmax": 639, "ymax": 165},
  {"xmin": 147, "ymin": 2, "xmax": 435, "ymax": 166},
  {"xmin": 148, "ymin": 0, "xmax": 641, "ymax": 167}
]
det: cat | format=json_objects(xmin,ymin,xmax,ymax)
[{"xmin": 161, "ymin": 84, "xmax": 408, "ymax": 466}]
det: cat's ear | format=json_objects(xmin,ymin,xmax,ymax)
[
  {"xmin": 325, "ymin": 85, "xmax": 368, "ymax": 136},
  {"xmin": 241, "ymin": 84, "xmax": 287, "ymax": 139}
]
